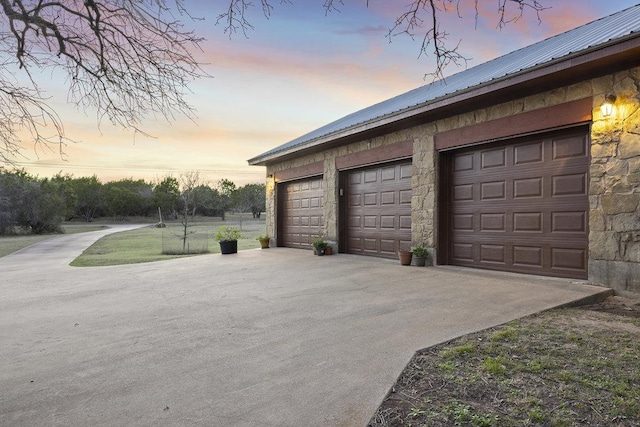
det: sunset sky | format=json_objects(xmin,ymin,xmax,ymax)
[{"xmin": 9, "ymin": 1, "xmax": 640, "ymax": 186}]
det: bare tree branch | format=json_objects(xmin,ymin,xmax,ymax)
[
  {"xmin": 215, "ymin": 0, "xmax": 549, "ymax": 81},
  {"xmin": 1, "ymin": 0, "xmax": 551, "ymax": 164},
  {"xmin": 0, "ymin": 0, "xmax": 206, "ymax": 163},
  {"xmin": 387, "ymin": 0, "xmax": 549, "ymax": 80}
]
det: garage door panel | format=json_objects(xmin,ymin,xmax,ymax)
[
  {"xmin": 452, "ymin": 243, "xmax": 474, "ymax": 261},
  {"xmin": 481, "ymin": 147, "xmax": 506, "ymax": 169},
  {"xmin": 364, "ymin": 216, "xmax": 377, "ymax": 228},
  {"xmin": 513, "ymin": 212, "xmax": 543, "ymax": 232},
  {"xmin": 455, "ymin": 153, "xmax": 474, "ymax": 171},
  {"xmin": 399, "ymin": 189, "xmax": 412, "ymax": 204},
  {"xmin": 481, "ymin": 181, "xmax": 506, "ymax": 200},
  {"xmin": 380, "ymin": 191, "xmax": 395, "ymax": 204},
  {"xmin": 447, "ymin": 129, "xmax": 588, "ymax": 279},
  {"xmin": 514, "ymin": 178, "xmax": 543, "ymax": 198},
  {"xmin": 552, "ymin": 173, "xmax": 586, "ymax": 196},
  {"xmin": 513, "ymin": 246, "xmax": 543, "ymax": 268},
  {"xmin": 279, "ymin": 177, "xmax": 323, "ymax": 249},
  {"xmin": 380, "ymin": 239, "xmax": 396, "ymax": 255},
  {"xmin": 381, "ymin": 167, "xmax": 396, "ymax": 181},
  {"xmin": 399, "ymin": 215, "xmax": 411, "ymax": 230},
  {"xmin": 514, "ymin": 141, "xmax": 544, "ymax": 165},
  {"xmin": 480, "ymin": 213, "xmax": 506, "ymax": 231},
  {"xmin": 380, "ymin": 216, "xmax": 395, "ymax": 229},
  {"xmin": 552, "ymin": 135, "xmax": 587, "ymax": 159},
  {"xmin": 364, "ymin": 193, "xmax": 377, "ymax": 205},
  {"xmin": 480, "ymin": 244, "xmax": 506, "ymax": 264},
  {"xmin": 552, "ymin": 211, "xmax": 586, "ymax": 233},
  {"xmin": 551, "ymin": 247, "xmax": 587, "ymax": 271},
  {"xmin": 454, "ymin": 184, "xmax": 474, "ymax": 201},
  {"xmin": 346, "ymin": 161, "xmax": 412, "ymax": 258}
]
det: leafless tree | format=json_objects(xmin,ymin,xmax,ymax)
[
  {"xmin": 2, "ymin": 1, "xmax": 549, "ymax": 164},
  {"xmin": 217, "ymin": 0, "xmax": 548, "ymax": 79},
  {"xmin": 176, "ymin": 170, "xmax": 202, "ymax": 254},
  {"xmin": 0, "ymin": 0, "xmax": 205, "ymax": 163}
]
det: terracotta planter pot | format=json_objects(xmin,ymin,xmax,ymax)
[
  {"xmin": 219, "ymin": 240, "xmax": 238, "ymax": 254},
  {"xmin": 398, "ymin": 250, "xmax": 413, "ymax": 266},
  {"xmin": 258, "ymin": 238, "xmax": 270, "ymax": 249},
  {"xmin": 325, "ymin": 246, "xmax": 333, "ymax": 255}
]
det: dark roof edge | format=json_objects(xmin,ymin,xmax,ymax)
[{"xmin": 248, "ymin": 31, "xmax": 640, "ymax": 166}]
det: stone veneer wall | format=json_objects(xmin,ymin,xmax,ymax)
[
  {"xmin": 589, "ymin": 70, "xmax": 640, "ymax": 295},
  {"xmin": 263, "ymin": 66, "xmax": 640, "ymax": 294}
]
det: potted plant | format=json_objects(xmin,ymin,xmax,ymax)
[
  {"xmin": 256, "ymin": 235, "xmax": 270, "ymax": 249},
  {"xmin": 398, "ymin": 249, "xmax": 412, "ymax": 265},
  {"xmin": 312, "ymin": 235, "xmax": 327, "ymax": 256},
  {"xmin": 215, "ymin": 225, "xmax": 242, "ymax": 255},
  {"xmin": 412, "ymin": 245, "xmax": 428, "ymax": 266}
]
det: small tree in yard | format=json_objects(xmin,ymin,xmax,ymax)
[
  {"xmin": 174, "ymin": 171, "xmax": 203, "ymax": 254},
  {"xmin": 216, "ymin": 178, "xmax": 236, "ymax": 221}
]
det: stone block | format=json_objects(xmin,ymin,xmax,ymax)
[
  {"xmin": 589, "ymin": 179, "xmax": 603, "ymax": 196},
  {"xmin": 610, "ymin": 179, "xmax": 633, "ymax": 194},
  {"xmin": 473, "ymin": 109, "xmax": 487, "ymax": 123},
  {"xmin": 589, "ymin": 231, "xmax": 620, "ymax": 260},
  {"xmin": 624, "ymin": 109, "xmax": 640, "ymax": 134},
  {"xmin": 487, "ymin": 103, "xmax": 513, "ymax": 121},
  {"xmin": 613, "ymin": 75, "xmax": 639, "ymax": 97},
  {"xmin": 591, "ymin": 120, "xmax": 621, "ymax": 144},
  {"xmin": 605, "ymin": 159, "xmax": 628, "ymax": 176},
  {"xmin": 622, "ymin": 240, "xmax": 640, "ymax": 263},
  {"xmin": 589, "ymin": 209, "xmax": 606, "ymax": 232},
  {"xmin": 619, "ymin": 132, "xmax": 640, "ymax": 159},
  {"xmin": 566, "ymin": 81, "xmax": 592, "ymax": 101},
  {"xmin": 590, "ymin": 163, "xmax": 606, "ymax": 178},
  {"xmin": 610, "ymin": 212, "xmax": 640, "ymax": 232},
  {"xmin": 629, "ymin": 158, "xmax": 640, "ymax": 184},
  {"xmin": 591, "ymin": 143, "xmax": 616, "ymax": 159},
  {"xmin": 600, "ymin": 193, "xmax": 640, "ymax": 214},
  {"xmin": 591, "ymin": 75, "xmax": 614, "ymax": 94},
  {"xmin": 523, "ymin": 94, "xmax": 546, "ymax": 111},
  {"xmin": 589, "ymin": 259, "xmax": 640, "ymax": 295},
  {"xmin": 546, "ymin": 88, "xmax": 566, "ymax": 105}
]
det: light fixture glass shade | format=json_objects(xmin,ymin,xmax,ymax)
[
  {"xmin": 601, "ymin": 94, "xmax": 616, "ymax": 117},
  {"xmin": 601, "ymin": 102, "xmax": 613, "ymax": 117}
]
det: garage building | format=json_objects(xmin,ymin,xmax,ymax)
[{"xmin": 249, "ymin": 6, "xmax": 640, "ymax": 295}]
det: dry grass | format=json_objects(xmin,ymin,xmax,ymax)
[{"xmin": 369, "ymin": 297, "xmax": 640, "ymax": 427}]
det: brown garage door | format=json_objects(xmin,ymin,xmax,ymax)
[
  {"xmin": 278, "ymin": 177, "xmax": 323, "ymax": 249},
  {"xmin": 446, "ymin": 129, "xmax": 589, "ymax": 279},
  {"xmin": 345, "ymin": 161, "xmax": 412, "ymax": 258}
]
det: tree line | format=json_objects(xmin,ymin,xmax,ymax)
[{"xmin": 0, "ymin": 169, "xmax": 266, "ymax": 235}]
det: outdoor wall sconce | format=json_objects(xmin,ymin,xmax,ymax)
[{"xmin": 601, "ymin": 93, "xmax": 617, "ymax": 117}]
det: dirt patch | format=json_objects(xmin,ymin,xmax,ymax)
[
  {"xmin": 369, "ymin": 295, "xmax": 640, "ymax": 426},
  {"xmin": 579, "ymin": 295, "xmax": 640, "ymax": 318}
]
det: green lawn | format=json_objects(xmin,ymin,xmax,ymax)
[
  {"xmin": 0, "ymin": 215, "xmax": 266, "ymax": 266},
  {"xmin": 70, "ymin": 216, "xmax": 266, "ymax": 266}
]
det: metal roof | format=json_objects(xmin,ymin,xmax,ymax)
[{"xmin": 249, "ymin": 4, "xmax": 640, "ymax": 165}]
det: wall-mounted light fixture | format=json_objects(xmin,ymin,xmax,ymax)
[{"xmin": 600, "ymin": 93, "xmax": 617, "ymax": 117}]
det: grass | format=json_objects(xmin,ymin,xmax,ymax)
[
  {"xmin": 370, "ymin": 306, "xmax": 640, "ymax": 426},
  {"xmin": 0, "ymin": 224, "xmax": 107, "ymax": 257},
  {"xmin": 0, "ymin": 215, "xmax": 266, "ymax": 266},
  {"xmin": 70, "ymin": 215, "xmax": 266, "ymax": 266}
]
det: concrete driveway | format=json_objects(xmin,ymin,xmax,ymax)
[{"xmin": 0, "ymin": 227, "xmax": 610, "ymax": 426}]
